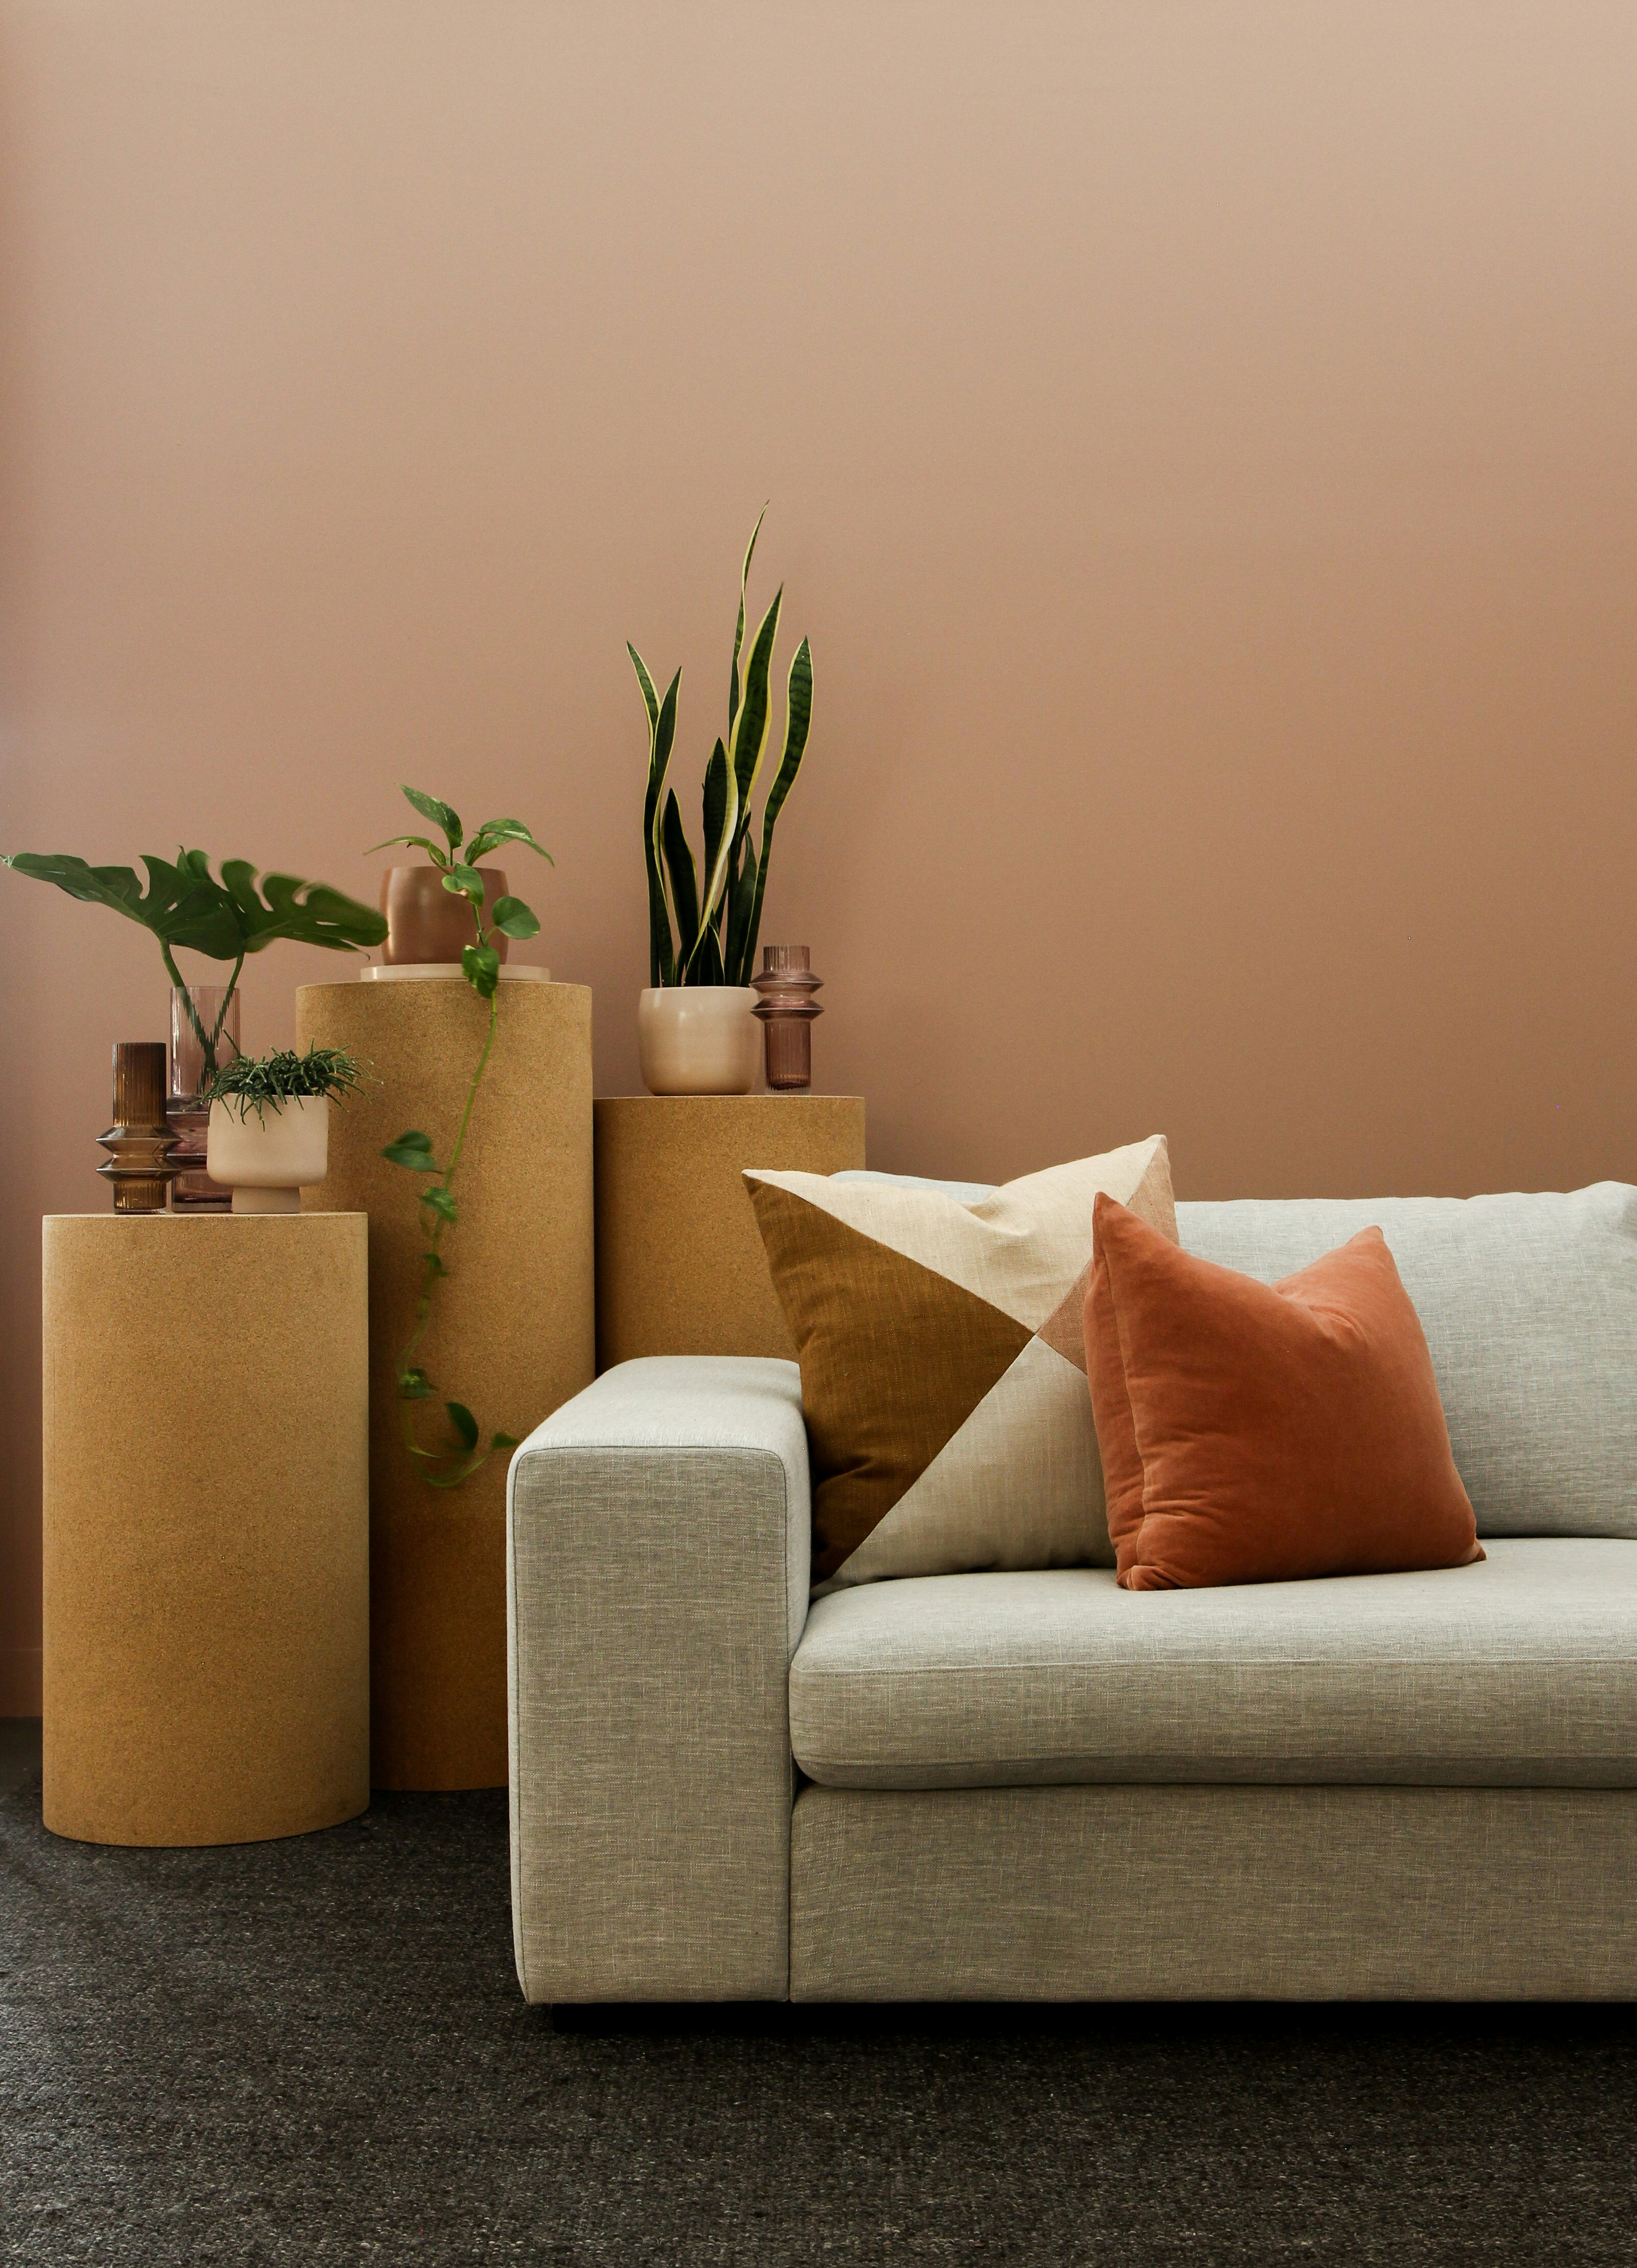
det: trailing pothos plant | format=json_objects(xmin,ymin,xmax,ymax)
[
  {"xmin": 628, "ymin": 506, "xmax": 813, "ymax": 987},
  {"xmin": 0, "ymin": 848, "xmax": 386, "ymax": 1074},
  {"xmin": 369, "ymin": 785, "xmax": 552, "ymax": 1489}
]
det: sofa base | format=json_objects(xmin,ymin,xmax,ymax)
[{"xmin": 790, "ymin": 1783, "xmax": 1637, "ymax": 2000}]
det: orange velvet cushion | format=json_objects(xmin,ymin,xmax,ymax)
[{"xmin": 1085, "ymin": 1194, "xmax": 1483, "ymax": 1591}]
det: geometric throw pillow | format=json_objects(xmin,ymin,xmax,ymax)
[
  {"xmin": 745, "ymin": 1136, "xmax": 1177, "ymax": 1592},
  {"xmin": 1086, "ymin": 1193, "xmax": 1483, "ymax": 1591}
]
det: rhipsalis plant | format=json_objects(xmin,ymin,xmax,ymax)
[
  {"xmin": 200, "ymin": 1043, "xmax": 369, "ymax": 1123},
  {"xmin": 628, "ymin": 506, "xmax": 814, "ymax": 987},
  {"xmin": 370, "ymin": 786, "xmax": 553, "ymax": 1489},
  {"xmin": 0, "ymin": 848, "xmax": 386, "ymax": 1073}
]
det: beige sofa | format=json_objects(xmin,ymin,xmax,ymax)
[{"xmin": 507, "ymin": 1182, "xmax": 1637, "ymax": 2002}]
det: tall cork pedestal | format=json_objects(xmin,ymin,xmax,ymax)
[
  {"xmin": 41, "ymin": 1213, "xmax": 369, "ymax": 1847},
  {"xmin": 298, "ymin": 978, "xmax": 594, "ymax": 1791},
  {"xmin": 594, "ymin": 1095, "xmax": 865, "ymax": 1368}
]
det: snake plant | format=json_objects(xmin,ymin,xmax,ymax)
[{"xmin": 628, "ymin": 508, "xmax": 814, "ymax": 986}]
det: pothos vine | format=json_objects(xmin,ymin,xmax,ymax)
[{"xmin": 371, "ymin": 785, "xmax": 553, "ymax": 1488}]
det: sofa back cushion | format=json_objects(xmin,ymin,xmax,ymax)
[
  {"xmin": 1177, "ymin": 1184, "xmax": 1637, "ymax": 1539},
  {"xmin": 840, "ymin": 1176, "xmax": 1637, "ymax": 1540}
]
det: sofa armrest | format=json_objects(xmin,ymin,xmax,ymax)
[{"xmin": 507, "ymin": 1356, "xmax": 810, "ymax": 2003}]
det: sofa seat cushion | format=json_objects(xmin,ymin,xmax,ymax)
[{"xmin": 787, "ymin": 1539, "xmax": 1637, "ymax": 1790}]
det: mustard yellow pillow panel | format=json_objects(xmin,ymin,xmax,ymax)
[{"xmin": 744, "ymin": 1136, "xmax": 1177, "ymax": 1591}]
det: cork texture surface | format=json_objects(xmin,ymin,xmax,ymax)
[
  {"xmin": 298, "ymin": 978, "xmax": 594, "ymax": 1791},
  {"xmin": 594, "ymin": 1094, "xmax": 866, "ymax": 1369},
  {"xmin": 41, "ymin": 1212, "xmax": 370, "ymax": 1847}
]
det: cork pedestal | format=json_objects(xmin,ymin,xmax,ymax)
[
  {"xmin": 41, "ymin": 1213, "xmax": 369, "ymax": 1847},
  {"xmin": 298, "ymin": 978, "xmax": 594, "ymax": 1792},
  {"xmin": 594, "ymin": 1095, "xmax": 866, "ymax": 1367}
]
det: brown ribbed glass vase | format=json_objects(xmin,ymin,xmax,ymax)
[
  {"xmin": 750, "ymin": 946, "xmax": 823, "ymax": 1091},
  {"xmin": 97, "ymin": 1042, "xmax": 180, "ymax": 1212}
]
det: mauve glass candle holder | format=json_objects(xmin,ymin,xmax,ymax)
[{"xmin": 751, "ymin": 946, "xmax": 823, "ymax": 1091}]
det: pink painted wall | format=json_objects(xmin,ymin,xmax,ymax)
[{"xmin": 4, "ymin": 1, "xmax": 1634, "ymax": 1707}]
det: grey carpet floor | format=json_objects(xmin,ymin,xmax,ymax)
[{"xmin": 4, "ymin": 1764, "xmax": 1636, "ymax": 2266}]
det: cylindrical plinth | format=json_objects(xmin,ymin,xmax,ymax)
[
  {"xmin": 42, "ymin": 1213, "xmax": 369, "ymax": 1847},
  {"xmin": 594, "ymin": 1094, "xmax": 865, "ymax": 1369},
  {"xmin": 298, "ymin": 978, "xmax": 594, "ymax": 1791}
]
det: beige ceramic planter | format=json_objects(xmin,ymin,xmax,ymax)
[
  {"xmin": 638, "ymin": 986, "xmax": 760, "ymax": 1096},
  {"xmin": 207, "ymin": 1096, "xmax": 330, "ymax": 1214}
]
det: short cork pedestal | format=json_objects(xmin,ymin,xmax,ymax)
[
  {"xmin": 594, "ymin": 1095, "xmax": 865, "ymax": 1367},
  {"xmin": 298, "ymin": 978, "xmax": 594, "ymax": 1792},
  {"xmin": 41, "ymin": 1213, "xmax": 369, "ymax": 1847}
]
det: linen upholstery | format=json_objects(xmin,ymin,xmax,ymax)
[
  {"xmin": 1087, "ymin": 1197, "xmax": 1481, "ymax": 1589},
  {"xmin": 790, "ymin": 1783, "xmax": 1637, "ymax": 2000},
  {"xmin": 507, "ymin": 1357, "xmax": 809, "ymax": 2003},
  {"xmin": 746, "ymin": 1137, "xmax": 1176, "ymax": 1591},
  {"xmin": 788, "ymin": 1541, "xmax": 1637, "ymax": 1788},
  {"xmin": 1179, "ymin": 1183, "xmax": 1637, "ymax": 1538}
]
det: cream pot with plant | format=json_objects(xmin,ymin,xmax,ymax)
[
  {"xmin": 627, "ymin": 507, "xmax": 814, "ymax": 1096},
  {"xmin": 202, "ymin": 1045, "xmax": 368, "ymax": 1213}
]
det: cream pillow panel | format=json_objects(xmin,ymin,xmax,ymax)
[{"xmin": 745, "ymin": 1136, "xmax": 1177, "ymax": 1593}]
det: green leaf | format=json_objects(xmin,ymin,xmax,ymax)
[
  {"xmin": 382, "ymin": 1129, "xmax": 439, "ymax": 1171},
  {"xmin": 401, "ymin": 786, "xmax": 462, "ymax": 851},
  {"xmin": 5, "ymin": 851, "xmax": 241, "ymax": 959},
  {"xmin": 445, "ymin": 1401, "xmax": 479, "ymax": 1452},
  {"xmin": 421, "ymin": 1250, "xmax": 447, "ymax": 1276},
  {"xmin": 365, "ymin": 835, "xmax": 448, "ymax": 863},
  {"xmin": 398, "ymin": 1366, "xmax": 434, "ymax": 1402},
  {"xmin": 632, "ymin": 647, "xmax": 680, "ymax": 987},
  {"xmin": 490, "ymin": 895, "xmax": 539, "ymax": 940},
  {"xmin": 660, "ymin": 789, "xmax": 699, "ymax": 971},
  {"xmin": 218, "ymin": 861, "xmax": 388, "ymax": 955},
  {"xmin": 462, "ymin": 941, "xmax": 500, "ymax": 998},
  {"xmin": 491, "ymin": 1431, "xmax": 521, "ymax": 1451},
  {"xmin": 442, "ymin": 864, "xmax": 486, "ymax": 903},
  {"xmin": 466, "ymin": 818, "xmax": 554, "ymax": 866},
  {"xmin": 684, "ymin": 737, "xmax": 738, "ymax": 976},
  {"xmin": 745, "ymin": 635, "xmax": 812, "ymax": 973},
  {"xmin": 423, "ymin": 1184, "xmax": 458, "ymax": 1223},
  {"xmin": 724, "ymin": 835, "xmax": 758, "ymax": 987},
  {"xmin": 690, "ymin": 923, "xmax": 726, "ymax": 985},
  {"xmin": 729, "ymin": 585, "xmax": 783, "ymax": 821},
  {"xmin": 728, "ymin": 503, "xmax": 768, "ymax": 743}
]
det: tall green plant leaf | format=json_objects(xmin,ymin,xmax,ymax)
[
  {"xmin": 744, "ymin": 635, "xmax": 813, "ymax": 974},
  {"xmin": 724, "ymin": 835, "xmax": 759, "ymax": 986},
  {"xmin": 660, "ymin": 789, "xmax": 699, "ymax": 963},
  {"xmin": 630, "ymin": 643, "xmax": 679, "ymax": 986},
  {"xmin": 685, "ymin": 737, "xmax": 738, "ymax": 977},
  {"xmin": 729, "ymin": 586, "xmax": 783, "ymax": 821},
  {"xmin": 728, "ymin": 503, "xmax": 768, "ymax": 744},
  {"xmin": 693, "ymin": 924, "xmax": 726, "ymax": 985}
]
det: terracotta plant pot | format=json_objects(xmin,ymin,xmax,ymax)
[
  {"xmin": 207, "ymin": 1096, "xmax": 330, "ymax": 1215},
  {"xmin": 637, "ymin": 986, "xmax": 760, "ymax": 1096},
  {"xmin": 379, "ymin": 866, "xmax": 511, "ymax": 966}
]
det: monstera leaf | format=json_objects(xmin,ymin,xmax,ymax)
[
  {"xmin": 4, "ymin": 848, "xmax": 386, "ymax": 961},
  {"xmin": 3, "ymin": 851, "xmax": 243, "ymax": 958},
  {"xmin": 216, "ymin": 861, "xmax": 388, "ymax": 955}
]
